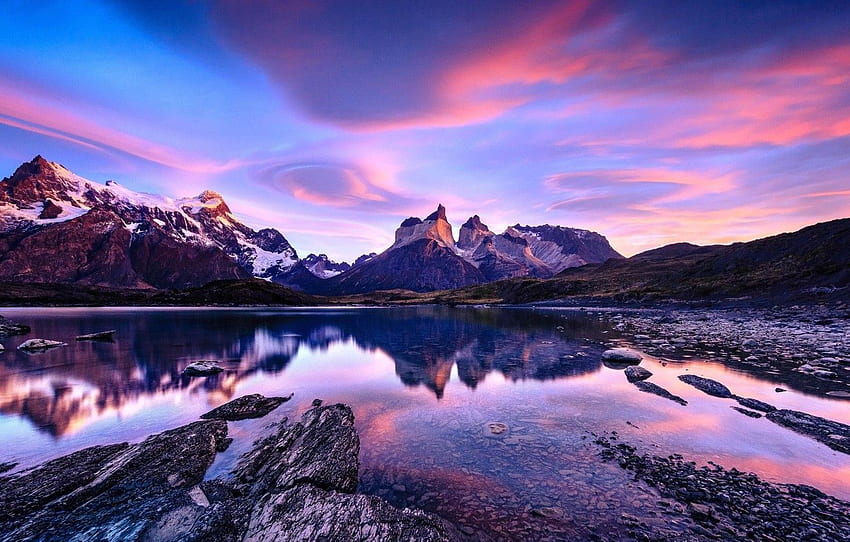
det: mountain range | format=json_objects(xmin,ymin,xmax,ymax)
[{"xmin": 0, "ymin": 157, "xmax": 621, "ymax": 293}]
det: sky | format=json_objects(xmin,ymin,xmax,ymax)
[{"xmin": 1, "ymin": 0, "xmax": 849, "ymax": 261}]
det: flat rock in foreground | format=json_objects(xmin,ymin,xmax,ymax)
[
  {"xmin": 200, "ymin": 393, "xmax": 293, "ymax": 421},
  {"xmin": 0, "ymin": 400, "xmax": 450, "ymax": 542}
]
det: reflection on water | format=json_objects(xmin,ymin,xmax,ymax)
[
  {"xmin": 1, "ymin": 306, "xmax": 849, "ymax": 537},
  {"xmin": 0, "ymin": 307, "xmax": 609, "ymax": 437}
]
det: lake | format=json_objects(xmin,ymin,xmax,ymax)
[{"xmin": 1, "ymin": 306, "xmax": 848, "ymax": 539}]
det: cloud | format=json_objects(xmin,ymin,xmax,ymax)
[
  {"xmin": 264, "ymin": 162, "xmax": 385, "ymax": 207},
  {"xmin": 0, "ymin": 81, "xmax": 249, "ymax": 174}
]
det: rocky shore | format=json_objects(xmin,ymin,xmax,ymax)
[
  {"xmin": 0, "ymin": 396, "xmax": 450, "ymax": 542},
  {"xmin": 609, "ymin": 303, "xmax": 850, "ymax": 395},
  {"xmin": 596, "ymin": 434, "xmax": 850, "ymax": 541}
]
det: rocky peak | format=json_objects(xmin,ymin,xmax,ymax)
[
  {"xmin": 391, "ymin": 204, "xmax": 456, "ymax": 251},
  {"xmin": 457, "ymin": 214, "xmax": 494, "ymax": 251},
  {"xmin": 424, "ymin": 203, "xmax": 447, "ymax": 222},
  {"xmin": 0, "ymin": 155, "xmax": 82, "ymax": 205}
]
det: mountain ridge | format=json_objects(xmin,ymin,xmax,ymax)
[{"xmin": 0, "ymin": 157, "xmax": 623, "ymax": 294}]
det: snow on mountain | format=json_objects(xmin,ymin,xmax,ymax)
[
  {"xmin": 301, "ymin": 253, "xmax": 351, "ymax": 278},
  {"xmin": 0, "ymin": 156, "xmax": 298, "ymax": 282}
]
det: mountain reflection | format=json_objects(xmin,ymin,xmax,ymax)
[{"xmin": 0, "ymin": 307, "xmax": 612, "ymax": 436}]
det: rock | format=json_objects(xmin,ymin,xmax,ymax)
[
  {"xmin": 183, "ymin": 360, "xmax": 224, "ymax": 376},
  {"xmin": 0, "ymin": 316, "xmax": 30, "ymax": 336},
  {"xmin": 235, "ymin": 403, "xmax": 450, "ymax": 541},
  {"xmin": 75, "ymin": 330, "xmax": 117, "ymax": 341},
  {"xmin": 530, "ymin": 506, "xmax": 563, "ymax": 518},
  {"xmin": 813, "ymin": 369, "xmax": 837, "ymax": 379},
  {"xmin": 0, "ymin": 343, "xmax": 4, "ymax": 352},
  {"xmin": 0, "ymin": 400, "xmax": 451, "ymax": 542},
  {"xmin": 602, "ymin": 348, "xmax": 643, "ymax": 365},
  {"xmin": 733, "ymin": 396, "xmax": 776, "ymax": 413},
  {"xmin": 0, "ymin": 461, "xmax": 16, "ymax": 474},
  {"xmin": 17, "ymin": 338, "xmax": 67, "ymax": 351},
  {"xmin": 0, "ymin": 420, "xmax": 227, "ymax": 539},
  {"xmin": 742, "ymin": 339, "xmax": 759, "ymax": 348},
  {"xmin": 731, "ymin": 406, "xmax": 762, "ymax": 418},
  {"xmin": 201, "ymin": 393, "xmax": 293, "ymax": 421},
  {"xmin": 485, "ymin": 422, "xmax": 509, "ymax": 437},
  {"xmin": 624, "ymin": 366, "xmax": 653, "ymax": 382},
  {"xmin": 678, "ymin": 374, "xmax": 733, "ymax": 398},
  {"xmin": 826, "ymin": 391, "xmax": 850, "ymax": 398},
  {"xmin": 766, "ymin": 409, "xmax": 850, "ymax": 455},
  {"xmin": 775, "ymin": 387, "xmax": 787, "ymax": 393},
  {"xmin": 632, "ymin": 381, "xmax": 688, "ymax": 406},
  {"xmin": 597, "ymin": 434, "xmax": 850, "ymax": 542}
]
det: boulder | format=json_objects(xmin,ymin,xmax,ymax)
[
  {"xmin": 601, "ymin": 348, "xmax": 643, "ymax": 367},
  {"xmin": 624, "ymin": 366, "xmax": 653, "ymax": 382},
  {"xmin": 678, "ymin": 374, "xmax": 733, "ymax": 398},
  {"xmin": 183, "ymin": 360, "xmax": 224, "ymax": 376},
  {"xmin": 17, "ymin": 338, "xmax": 67, "ymax": 351}
]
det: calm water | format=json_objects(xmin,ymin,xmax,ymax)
[{"xmin": 1, "ymin": 306, "xmax": 848, "ymax": 539}]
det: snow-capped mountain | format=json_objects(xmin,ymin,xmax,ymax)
[
  {"xmin": 301, "ymin": 253, "xmax": 351, "ymax": 278},
  {"xmin": 0, "ymin": 156, "xmax": 298, "ymax": 288}
]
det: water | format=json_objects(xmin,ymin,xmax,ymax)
[{"xmin": 1, "ymin": 306, "xmax": 848, "ymax": 539}]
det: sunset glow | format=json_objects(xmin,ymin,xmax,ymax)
[{"xmin": 1, "ymin": 1, "xmax": 848, "ymax": 260}]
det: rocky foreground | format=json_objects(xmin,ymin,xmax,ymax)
[{"xmin": 0, "ymin": 397, "xmax": 451, "ymax": 542}]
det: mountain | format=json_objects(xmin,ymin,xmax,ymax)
[
  {"xmin": 0, "ymin": 156, "xmax": 298, "ymax": 288},
  {"xmin": 301, "ymin": 253, "xmax": 351, "ymax": 278},
  {"xmin": 432, "ymin": 218, "xmax": 850, "ymax": 305},
  {"xmin": 304, "ymin": 204, "xmax": 621, "ymax": 295},
  {"xmin": 318, "ymin": 204, "xmax": 485, "ymax": 294}
]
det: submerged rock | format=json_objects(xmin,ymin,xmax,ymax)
[
  {"xmin": 200, "ymin": 393, "xmax": 293, "ymax": 421},
  {"xmin": 766, "ymin": 409, "xmax": 850, "ymax": 455},
  {"xmin": 632, "ymin": 381, "xmax": 688, "ymax": 406},
  {"xmin": 0, "ymin": 400, "xmax": 451, "ymax": 541},
  {"xmin": 733, "ymin": 396, "xmax": 777, "ymax": 413},
  {"xmin": 624, "ymin": 366, "xmax": 653, "ymax": 382},
  {"xmin": 601, "ymin": 348, "xmax": 643, "ymax": 365},
  {"xmin": 17, "ymin": 338, "xmax": 67, "ymax": 351},
  {"xmin": 182, "ymin": 360, "xmax": 224, "ymax": 376},
  {"xmin": 0, "ymin": 316, "xmax": 30, "ymax": 336},
  {"xmin": 75, "ymin": 330, "xmax": 117, "ymax": 341},
  {"xmin": 731, "ymin": 406, "xmax": 763, "ymax": 418},
  {"xmin": 678, "ymin": 374, "xmax": 733, "ymax": 398}
]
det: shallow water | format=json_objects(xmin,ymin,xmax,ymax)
[{"xmin": 1, "ymin": 306, "xmax": 848, "ymax": 539}]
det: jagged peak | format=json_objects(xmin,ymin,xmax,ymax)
[
  {"xmin": 424, "ymin": 203, "xmax": 447, "ymax": 222},
  {"xmin": 399, "ymin": 216, "xmax": 423, "ymax": 227},
  {"xmin": 462, "ymin": 214, "xmax": 488, "ymax": 230}
]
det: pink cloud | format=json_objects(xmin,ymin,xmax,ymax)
[{"xmin": 0, "ymin": 81, "xmax": 248, "ymax": 174}]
